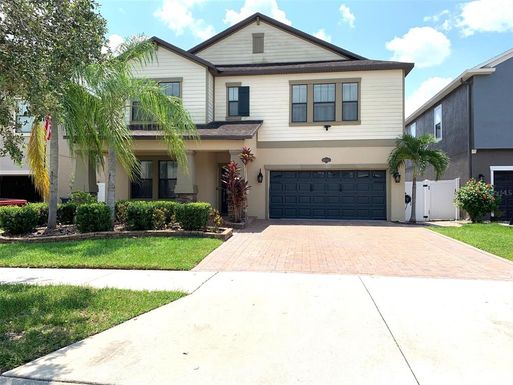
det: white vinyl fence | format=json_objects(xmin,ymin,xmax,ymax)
[{"xmin": 405, "ymin": 178, "xmax": 460, "ymax": 222}]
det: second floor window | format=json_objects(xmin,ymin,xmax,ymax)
[
  {"xmin": 434, "ymin": 104, "xmax": 442, "ymax": 141},
  {"xmin": 291, "ymin": 84, "xmax": 307, "ymax": 122},
  {"xmin": 159, "ymin": 81, "xmax": 180, "ymax": 97},
  {"xmin": 227, "ymin": 86, "xmax": 250, "ymax": 117},
  {"xmin": 313, "ymin": 83, "xmax": 335, "ymax": 122},
  {"xmin": 131, "ymin": 81, "xmax": 181, "ymax": 123},
  {"xmin": 16, "ymin": 102, "xmax": 35, "ymax": 133},
  {"xmin": 342, "ymin": 83, "xmax": 358, "ymax": 121}
]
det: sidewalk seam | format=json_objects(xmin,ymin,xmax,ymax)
[{"xmin": 358, "ymin": 276, "xmax": 421, "ymax": 385}]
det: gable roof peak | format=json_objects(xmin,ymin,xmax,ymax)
[{"xmin": 188, "ymin": 12, "xmax": 367, "ymax": 61}]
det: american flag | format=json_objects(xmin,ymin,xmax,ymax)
[{"xmin": 44, "ymin": 115, "xmax": 52, "ymax": 141}]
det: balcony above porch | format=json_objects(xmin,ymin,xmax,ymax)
[{"xmin": 129, "ymin": 120, "xmax": 263, "ymax": 140}]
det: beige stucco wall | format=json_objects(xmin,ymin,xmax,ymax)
[
  {"xmin": 243, "ymin": 140, "xmax": 405, "ymax": 221},
  {"xmin": 107, "ymin": 137, "xmax": 404, "ymax": 222}
]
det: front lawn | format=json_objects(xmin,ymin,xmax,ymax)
[
  {"xmin": 431, "ymin": 223, "xmax": 513, "ymax": 261},
  {"xmin": 0, "ymin": 237, "xmax": 222, "ymax": 270},
  {"xmin": 0, "ymin": 284, "xmax": 185, "ymax": 373}
]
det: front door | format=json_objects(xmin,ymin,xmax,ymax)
[
  {"xmin": 218, "ymin": 165, "xmax": 228, "ymax": 215},
  {"xmin": 493, "ymin": 170, "xmax": 513, "ymax": 221}
]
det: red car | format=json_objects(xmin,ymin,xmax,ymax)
[{"xmin": 0, "ymin": 198, "xmax": 28, "ymax": 206}]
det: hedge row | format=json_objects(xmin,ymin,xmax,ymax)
[
  {"xmin": 0, "ymin": 202, "xmax": 112, "ymax": 235},
  {"xmin": 0, "ymin": 200, "xmax": 212, "ymax": 235},
  {"xmin": 116, "ymin": 200, "xmax": 211, "ymax": 231}
]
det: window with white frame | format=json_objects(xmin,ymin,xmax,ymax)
[{"xmin": 434, "ymin": 104, "xmax": 442, "ymax": 140}]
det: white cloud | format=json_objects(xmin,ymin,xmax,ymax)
[
  {"xmin": 313, "ymin": 29, "xmax": 332, "ymax": 43},
  {"xmin": 154, "ymin": 0, "xmax": 215, "ymax": 40},
  {"xmin": 107, "ymin": 34, "xmax": 124, "ymax": 53},
  {"xmin": 406, "ymin": 77, "xmax": 453, "ymax": 117},
  {"xmin": 423, "ymin": 9, "xmax": 452, "ymax": 31},
  {"xmin": 424, "ymin": 9, "xmax": 450, "ymax": 23},
  {"xmin": 224, "ymin": 0, "xmax": 291, "ymax": 26},
  {"xmin": 339, "ymin": 4, "xmax": 355, "ymax": 28},
  {"xmin": 457, "ymin": 0, "xmax": 513, "ymax": 36},
  {"xmin": 101, "ymin": 34, "xmax": 124, "ymax": 54},
  {"xmin": 385, "ymin": 27, "xmax": 451, "ymax": 68}
]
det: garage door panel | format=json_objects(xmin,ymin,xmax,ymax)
[{"xmin": 269, "ymin": 170, "xmax": 387, "ymax": 220}]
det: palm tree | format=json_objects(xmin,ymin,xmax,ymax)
[
  {"xmin": 388, "ymin": 134, "xmax": 449, "ymax": 223},
  {"xmin": 61, "ymin": 37, "xmax": 196, "ymax": 218}
]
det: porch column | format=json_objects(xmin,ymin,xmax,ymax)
[
  {"xmin": 72, "ymin": 152, "xmax": 98, "ymax": 197},
  {"xmin": 229, "ymin": 149, "xmax": 243, "ymax": 169},
  {"xmin": 174, "ymin": 150, "xmax": 197, "ymax": 202}
]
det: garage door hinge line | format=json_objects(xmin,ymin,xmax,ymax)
[{"xmin": 358, "ymin": 276, "xmax": 421, "ymax": 385}]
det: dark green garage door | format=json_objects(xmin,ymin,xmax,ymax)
[{"xmin": 269, "ymin": 170, "xmax": 387, "ymax": 220}]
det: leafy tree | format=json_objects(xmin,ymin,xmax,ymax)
[
  {"xmin": 388, "ymin": 134, "xmax": 449, "ymax": 223},
  {"xmin": 0, "ymin": 0, "xmax": 107, "ymax": 228},
  {"xmin": 62, "ymin": 38, "xmax": 196, "ymax": 219}
]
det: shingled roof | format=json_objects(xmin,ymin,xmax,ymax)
[
  {"xmin": 215, "ymin": 59, "xmax": 414, "ymax": 76},
  {"xmin": 130, "ymin": 120, "xmax": 263, "ymax": 140}
]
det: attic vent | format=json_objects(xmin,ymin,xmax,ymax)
[{"xmin": 252, "ymin": 33, "xmax": 264, "ymax": 54}]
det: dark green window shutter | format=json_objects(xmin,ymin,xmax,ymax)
[{"xmin": 238, "ymin": 86, "xmax": 250, "ymax": 116}]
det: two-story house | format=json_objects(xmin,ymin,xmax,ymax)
[
  {"xmin": 405, "ymin": 48, "xmax": 513, "ymax": 221},
  {"xmin": 73, "ymin": 12, "xmax": 413, "ymax": 221}
]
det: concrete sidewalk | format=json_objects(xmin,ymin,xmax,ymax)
[
  {"xmin": 2, "ymin": 272, "xmax": 513, "ymax": 385},
  {"xmin": 0, "ymin": 267, "xmax": 215, "ymax": 293}
]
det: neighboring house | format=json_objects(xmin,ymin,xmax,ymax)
[
  {"xmin": 405, "ymin": 48, "xmax": 513, "ymax": 221},
  {"xmin": 46, "ymin": 12, "xmax": 413, "ymax": 221},
  {"xmin": 0, "ymin": 103, "xmax": 72, "ymax": 202}
]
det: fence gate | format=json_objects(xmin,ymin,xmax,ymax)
[{"xmin": 405, "ymin": 178, "xmax": 460, "ymax": 222}]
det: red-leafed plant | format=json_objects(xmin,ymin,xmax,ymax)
[
  {"xmin": 240, "ymin": 146, "xmax": 255, "ymax": 166},
  {"xmin": 222, "ymin": 161, "xmax": 250, "ymax": 223}
]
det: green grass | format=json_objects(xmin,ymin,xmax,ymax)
[
  {"xmin": 431, "ymin": 223, "xmax": 513, "ymax": 261},
  {"xmin": 0, "ymin": 237, "xmax": 222, "ymax": 270},
  {"xmin": 0, "ymin": 284, "xmax": 185, "ymax": 373}
]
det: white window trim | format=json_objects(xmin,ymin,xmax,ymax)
[
  {"xmin": 490, "ymin": 166, "xmax": 513, "ymax": 185},
  {"xmin": 434, "ymin": 104, "xmax": 442, "ymax": 142}
]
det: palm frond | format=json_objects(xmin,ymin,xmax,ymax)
[
  {"xmin": 388, "ymin": 133, "xmax": 449, "ymax": 178},
  {"xmin": 27, "ymin": 120, "xmax": 49, "ymax": 199}
]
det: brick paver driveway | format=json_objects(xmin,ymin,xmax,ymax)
[{"xmin": 195, "ymin": 220, "xmax": 513, "ymax": 280}]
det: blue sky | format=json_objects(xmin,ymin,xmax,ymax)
[{"xmin": 99, "ymin": 0, "xmax": 513, "ymax": 116}]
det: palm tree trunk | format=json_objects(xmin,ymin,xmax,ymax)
[
  {"xmin": 47, "ymin": 123, "xmax": 59, "ymax": 229},
  {"xmin": 409, "ymin": 170, "xmax": 417, "ymax": 224},
  {"xmin": 106, "ymin": 147, "xmax": 116, "ymax": 220}
]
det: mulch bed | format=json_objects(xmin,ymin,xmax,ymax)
[{"xmin": 0, "ymin": 225, "xmax": 232, "ymax": 243}]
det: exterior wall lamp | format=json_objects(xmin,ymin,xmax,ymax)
[
  {"xmin": 392, "ymin": 171, "xmax": 401, "ymax": 183},
  {"xmin": 324, "ymin": 124, "xmax": 331, "ymax": 131},
  {"xmin": 257, "ymin": 169, "xmax": 263, "ymax": 183}
]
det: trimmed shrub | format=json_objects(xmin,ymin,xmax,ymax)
[
  {"xmin": 126, "ymin": 201, "xmax": 154, "ymax": 230},
  {"xmin": 57, "ymin": 202, "xmax": 77, "ymax": 225},
  {"xmin": 175, "ymin": 202, "xmax": 211, "ymax": 231},
  {"xmin": 455, "ymin": 178, "xmax": 499, "ymax": 223},
  {"xmin": 115, "ymin": 200, "xmax": 131, "ymax": 224},
  {"xmin": 152, "ymin": 208, "xmax": 167, "ymax": 230},
  {"xmin": 151, "ymin": 201, "xmax": 178, "ymax": 225},
  {"xmin": 69, "ymin": 191, "xmax": 96, "ymax": 204},
  {"xmin": 0, "ymin": 206, "xmax": 39, "ymax": 235},
  {"xmin": 75, "ymin": 203, "xmax": 112, "ymax": 233},
  {"xmin": 27, "ymin": 203, "xmax": 48, "ymax": 226}
]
